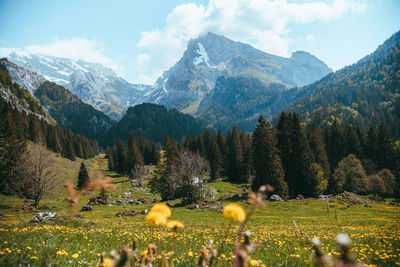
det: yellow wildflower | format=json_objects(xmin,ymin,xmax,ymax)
[
  {"xmin": 249, "ymin": 259, "xmax": 260, "ymax": 266},
  {"xmin": 188, "ymin": 251, "xmax": 194, "ymax": 257},
  {"xmin": 223, "ymin": 203, "xmax": 245, "ymax": 222},
  {"xmin": 102, "ymin": 257, "xmax": 115, "ymax": 267},
  {"xmin": 150, "ymin": 203, "xmax": 171, "ymax": 218},
  {"xmin": 145, "ymin": 211, "xmax": 167, "ymax": 226},
  {"xmin": 167, "ymin": 220, "xmax": 184, "ymax": 230},
  {"xmin": 72, "ymin": 253, "xmax": 79, "ymax": 259}
]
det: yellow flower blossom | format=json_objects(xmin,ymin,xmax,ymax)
[
  {"xmin": 223, "ymin": 203, "xmax": 245, "ymax": 222},
  {"xmin": 72, "ymin": 253, "xmax": 79, "ymax": 259},
  {"xmin": 167, "ymin": 220, "xmax": 184, "ymax": 230},
  {"xmin": 102, "ymin": 257, "xmax": 115, "ymax": 267},
  {"xmin": 145, "ymin": 211, "xmax": 167, "ymax": 226},
  {"xmin": 150, "ymin": 203, "xmax": 171, "ymax": 218},
  {"xmin": 249, "ymin": 259, "xmax": 260, "ymax": 266}
]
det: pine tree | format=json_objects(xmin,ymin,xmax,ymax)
[
  {"xmin": 227, "ymin": 126, "xmax": 244, "ymax": 183},
  {"xmin": 376, "ymin": 122, "xmax": 396, "ymax": 171},
  {"xmin": 252, "ymin": 115, "xmax": 288, "ymax": 198},
  {"xmin": 217, "ymin": 129, "xmax": 227, "ymax": 177},
  {"xmin": 324, "ymin": 120, "xmax": 346, "ymax": 172},
  {"xmin": 64, "ymin": 139, "xmax": 76, "ymax": 161},
  {"xmin": 116, "ymin": 140, "xmax": 128, "ymax": 174},
  {"xmin": 277, "ymin": 112, "xmax": 317, "ymax": 197},
  {"xmin": 307, "ymin": 122, "xmax": 331, "ymax": 182},
  {"xmin": 127, "ymin": 132, "xmax": 144, "ymax": 172},
  {"xmin": 207, "ymin": 139, "xmax": 222, "ymax": 180},
  {"xmin": 0, "ymin": 115, "xmax": 27, "ymax": 194},
  {"xmin": 163, "ymin": 134, "xmax": 178, "ymax": 168},
  {"xmin": 77, "ymin": 162, "xmax": 90, "ymax": 189}
]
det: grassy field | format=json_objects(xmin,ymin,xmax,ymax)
[{"xmin": 0, "ymin": 154, "xmax": 399, "ymax": 266}]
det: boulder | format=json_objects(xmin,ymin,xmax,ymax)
[
  {"xmin": 81, "ymin": 206, "xmax": 93, "ymax": 211},
  {"xmin": 296, "ymin": 194, "xmax": 304, "ymax": 200},
  {"xmin": 115, "ymin": 210, "xmax": 138, "ymax": 217},
  {"xmin": 270, "ymin": 195, "xmax": 283, "ymax": 201}
]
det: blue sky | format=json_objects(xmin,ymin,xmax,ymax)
[{"xmin": 0, "ymin": 0, "xmax": 399, "ymax": 84}]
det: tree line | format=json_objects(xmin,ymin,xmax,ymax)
[
  {"xmin": 159, "ymin": 112, "xmax": 400, "ymax": 200},
  {"xmin": 105, "ymin": 132, "xmax": 159, "ymax": 175},
  {"xmin": 0, "ymin": 65, "xmax": 99, "ymax": 195}
]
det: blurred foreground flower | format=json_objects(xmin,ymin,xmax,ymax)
[
  {"xmin": 223, "ymin": 203, "xmax": 245, "ymax": 222},
  {"xmin": 167, "ymin": 220, "xmax": 184, "ymax": 230}
]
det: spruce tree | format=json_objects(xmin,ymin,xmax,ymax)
[
  {"xmin": 227, "ymin": 126, "xmax": 244, "ymax": 183},
  {"xmin": 277, "ymin": 112, "xmax": 317, "ymax": 197},
  {"xmin": 0, "ymin": 115, "xmax": 27, "ymax": 194},
  {"xmin": 77, "ymin": 162, "xmax": 90, "ymax": 189},
  {"xmin": 116, "ymin": 140, "xmax": 128, "ymax": 174},
  {"xmin": 376, "ymin": 122, "xmax": 396, "ymax": 171},
  {"xmin": 64, "ymin": 139, "xmax": 76, "ymax": 161},
  {"xmin": 252, "ymin": 115, "xmax": 288, "ymax": 198},
  {"xmin": 207, "ymin": 139, "xmax": 222, "ymax": 180},
  {"xmin": 217, "ymin": 129, "xmax": 227, "ymax": 177},
  {"xmin": 307, "ymin": 122, "xmax": 331, "ymax": 182},
  {"xmin": 163, "ymin": 134, "xmax": 178, "ymax": 168},
  {"xmin": 127, "ymin": 132, "xmax": 144, "ymax": 172}
]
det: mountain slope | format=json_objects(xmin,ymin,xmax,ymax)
[
  {"xmin": 108, "ymin": 103, "xmax": 205, "ymax": 144},
  {"xmin": 145, "ymin": 32, "xmax": 331, "ymax": 115},
  {"xmin": 198, "ymin": 75, "xmax": 308, "ymax": 131},
  {"xmin": 289, "ymin": 30, "xmax": 400, "ymax": 137},
  {"xmin": 34, "ymin": 81, "xmax": 114, "ymax": 146},
  {"xmin": 8, "ymin": 52, "xmax": 153, "ymax": 120},
  {"xmin": 0, "ymin": 59, "xmax": 53, "ymax": 124}
]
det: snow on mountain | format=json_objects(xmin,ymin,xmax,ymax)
[
  {"xmin": 8, "ymin": 52, "xmax": 153, "ymax": 120},
  {"xmin": 146, "ymin": 32, "xmax": 332, "ymax": 115}
]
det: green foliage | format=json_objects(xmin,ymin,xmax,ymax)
[
  {"xmin": 333, "ymin": 154, "xmax": 367, "ymax": 194},
  {"xmin": 108, "ymin": 103, "xmax": 205, "ymax": 144},
  {"xmin": 77, "ymin": 162, "xmax": 90, "ymax": 189},
  {"xmin": 291, "ymin": 31, "xmax": 400, "ymax": 138},
  {"xmin": 34, "ymin": 81, "xmax": 114, "ymax": 147},
  {"xmin": 252, "ymin": 115, "xmax": 288, "ymax": 198}
]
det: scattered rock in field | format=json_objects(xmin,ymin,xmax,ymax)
[
  {"xmin": 319, "ymin": 195, "xmax": 329, "ymax": 199},
  {"xmin": 115, "ymin": 200, "xmax": 127, "ymax": 205},
  {"xmin": 81, "ymin": 206, "xmax": 93, "ymax": 211},
  {"xmin": 87, "ymin": 196, "xmax": 108, "ymax": 206},
  {"xmin": 107, "ymin": 204, "xmax": 113, "ymax": 207},
  {"xmin": 270, "ymin": 195, "xmax": 283, "ymax": 201},
  {"xmin": 115, "ymin": 210, "xmax": 139, "ymax": 217},
  {"xmin": 138, "ymin": 196, "xmax": 157, "ymax": 204},
  {"xmin": 12, "ymin": 205, "xmax": 36, "ymax": 212},
  {"xmin": 140, "ymin": 209, "xmax": 149, "ymax": 215},
  {"xmin": 334, "ymin": 192, "xmax": 369, "ymax": 206},
  {"xmin": 296, "ymin": 194, "xmax": 304, "ymax": 200},
  {"xmin": 30, "ymin": 212, "xmax": 63, "ymax": 223},
  {"xmin": 389, "ymin": 201, "xmax": 400, "ymax": 206},
  {"xmin": 187, "ymin": 203, "xmax": 200, "ymax": 209}
]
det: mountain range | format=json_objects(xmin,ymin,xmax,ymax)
[
  {"xmin": 7, "ymin": 32, "xmax": 331, "ymax": 126},
  {"xmin": 2, "ymin": 30, "xmax": 400, "ymax": 140}
]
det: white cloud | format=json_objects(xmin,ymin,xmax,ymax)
[
  {"xmin": 306, "ymin": 34, "xmax": 315, "ymax": 41},
  {"xmin": 134, "ymin": 0, "xmax": 366, "ymax": 84},
  {"xmin": 0, "ymin": 38, "xmax": 122, "ymax": 74}
]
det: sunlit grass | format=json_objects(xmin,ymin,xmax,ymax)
[{"xmin": 0, "ymin": 155, "xmax": 399, "ymax": 266}]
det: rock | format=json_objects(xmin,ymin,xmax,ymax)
[
  {"xmin": 319, "ymin": 195, "xmax": 329, "ymax": 199},
  {"xmin": 12, "ymin": 205, "xmax": 36, "ymax": 212},
  {"xmin": 138, "ymin": 196, "xmax": 156, "ymax": 204},
  {"xmin": 81, "ymin": 206, "xmax": 93, "ymax": 211},
  {"xmin": 87, "ymin": 196, "xmax": 108, "ymax": 206},
  {"xmin": 30, "ymin": 212, "xmax": 62, "ymax": 223},
  {"xmin": 140, "ymin": 209, "xmax": 149, "ymax": 215},
  {"xmin": 115, "ymin": 210, "xmax": 138, "ymax": 217},
  {"xmin": 296, "ymin": 194, "xmax": 304, "ymax": 200},
  {"xmin": 270, "ymin": 195, "xmax": 283, "ymax": 201}
]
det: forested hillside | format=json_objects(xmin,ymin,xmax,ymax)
[
  {"xmin": 108, "ymin": 103, "xmax": 205, "ymax": 144},
  {"xmin": 34, "ymin": 81, "xmax": 114, "ymax": 146},
  {"xmin": 290, "ymin": 31, "xmax": 400, "ymax": 137}
]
